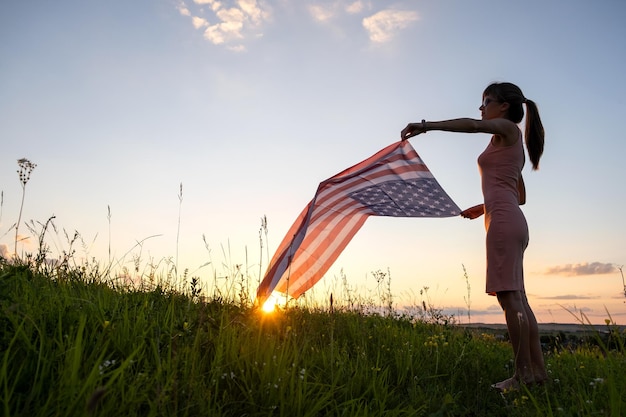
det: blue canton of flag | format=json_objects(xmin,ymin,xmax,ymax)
[{"xmin": 349, "ymin": 179, "xmax": 460, "ymax": 217}]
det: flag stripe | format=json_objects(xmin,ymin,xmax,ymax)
[
  {"xmin": 279, "ymin": 203, "xmax": 367, "ymax": 279},
  {"xmin": 275, "ymin": 212, "xmax": 368, "ymax": 295},
  {"xmin": 257, "ymin": 141, "xmax": 460, "ymax": 303}
]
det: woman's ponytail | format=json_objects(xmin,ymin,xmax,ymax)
[{"xmin": 524, "ymin": 99, "xmax": 544, "ymax": 170}]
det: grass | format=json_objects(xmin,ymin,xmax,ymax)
[
  {"xmin": 1, "ymin": 159, "xmax": 625, "ymax": 416},
  {"xmin": 1, "ymin": 258, "xmax": 624, "ymax": 417}
]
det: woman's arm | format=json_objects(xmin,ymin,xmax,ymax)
[
  {"xmin": 460, "ymin": 204, "xmax": 484, "ymax": 219},
  {"xmin": 401, "ymin": 118, "xmax": 519, "ymax": 145},
  {"xmin": 518, "ymin": 175, "xmax": 526, "ymax": 205}
]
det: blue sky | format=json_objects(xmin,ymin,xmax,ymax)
[{"xmin": 1, "ymin": 0, "xmax": 625, "ymax": 324}]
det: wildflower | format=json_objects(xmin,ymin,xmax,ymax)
[
  {"xmin": 14, "ymin": 158, "xmax": 37, "ymax": 255},
  {"xmin": 103, "ymin": 320, "xmax": 110, "ymax": 329},
  {"xmin": 590, "ymin": 377, "xmax": 604, "ymax": 387},
  {"xmin": 17, "ymin": 158, "xmax": 37, "ymax": 186},
  {"xmin": 183, "ymin": 322, "xmax": 189, "ymax": 331},
  {"xmin": 99, "ymin": 359, "xmax": 117, "ymax": 374}
]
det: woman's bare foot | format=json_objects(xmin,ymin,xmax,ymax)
[
  {"xmin": 492, "ymin": 374, "xmax": 549, "ymax": 392},
  {"xmin": 491, "ymin": 377, "xmax": 520, "ymax": 392}
]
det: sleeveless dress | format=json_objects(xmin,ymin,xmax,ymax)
[{"xmin": 478, "ymin": 133, "xmax": 528, "ymax": 295}]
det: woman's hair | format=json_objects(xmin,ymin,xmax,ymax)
[{"xmin": 483, "ymin": 82, "xmax": 545, "ymax": 170}]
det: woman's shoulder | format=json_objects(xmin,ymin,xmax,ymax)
[{"xmin": 491, "ymin": 122, "xmax": 521, "ymax": 147}]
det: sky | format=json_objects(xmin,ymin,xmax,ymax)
[{"xmin": 1, "ymin": 0, "xmax": 625, "ymax": 325}]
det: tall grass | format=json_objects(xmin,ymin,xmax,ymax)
[
  {"xmin": 1, "ymin": 159, "xmax": 625, "ymax": 416},
  {"xmin": 1, "ymin": 258, "xmax": 624, "ymax": 417}
]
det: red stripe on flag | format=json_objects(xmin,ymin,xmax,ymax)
[{"xmin": 256, "ymin": 141, "xmax": 459, "ymax": 303}]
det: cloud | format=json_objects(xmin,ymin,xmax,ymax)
[
  {"xmin": 345, "ymin": 1, "xmax": 364, "ymax": 14},
  {"xmin": 204, "ymin": 7, "xmax": 246, "ymax": 44},
  {"xmin": 179, "ymin": 0, "xmax": 270, "ymax": 49},
  {"xmin": 545, "ymin": 262, "xmax": 618, "ymax": 276},
  {"xmin": 178, "ymin": 2, "xmax": 419, "ymax": 48},
  {"xmin": 227, "ymin": 44, "xmax": 247, "ymax": 53},
  {"xmin": 192, "ymin": 16, "xmax": 208, "ymax": 28},
  {"xmin": 307, "ymin": 0, "xmax": 370, "ymax": 20},
  {"xmin": 238, "ymin": 0, "xmax": 266, "ymax": 24},
  {"xmin": 538, "ymin": 294, "xmax": 596, "ymax": 300},
  {"xmin": 194, "ymin": 0, "xmax": 221, "ymax": 8},
  {"xmin": 308, "ymin": 4, "xmax": 336, "ymax": 22},
  {"xmin": 178, "ymin": 3, "xmax": 191, "ymax": 16},
  {"xmin": 362, "ymin": 9, "xmax": 418, "ymax": 43}
]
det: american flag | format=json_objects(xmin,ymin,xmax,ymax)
[{"xmin": 256, "ymin": 140, "xmax": 460, "ymax": 303}]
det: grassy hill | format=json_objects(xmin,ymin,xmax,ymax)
[{"xmin": 1, "ymin": 259, "xmax": 624, "ymax": 416}]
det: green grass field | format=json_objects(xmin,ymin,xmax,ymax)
[{"xmin": 1, "ymin": 258, "xmax": 624, "ymax": 417}]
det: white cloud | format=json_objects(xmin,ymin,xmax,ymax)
[
  {"xmin": 180, "ymin": 2, "xmax": 417, "ymax": 49},
  {"xmin": 203, "ymin": 7, "xmax": 245, "ymax": 43},
  {"xmin": 217, "ymin": 7, "xmax": 246, "ymax": 29},
  {"xmin": 308, "ymin": 4, "xmax": 336, "ymax": 22},
  {"xmin": 209, "ymin": 1, "xmax": 222, "ymax": 12},
  {"xmin": 228, "ymin": 44, "xmax": 247, "ymax": 52},
  {"xmin": 345, "ymin": 1, "xmax": 364, "ymax": 14},
  {"xmin": 180, "ymin": 0, "xmax": 269, "ymax": 48},
  {"xmin": 203, "ymin": 25, "xmax": 226, "ymax": 44},
  {"xmin": 178, "ymin": 4, "xmax": 191, "ymax": 16},
  {"xmin": 238, "ymin": 0, "xmax": 268, "ymax": 24},
  {"xmin": 362, "ymin": 9, "xmax": 418, "ymax": 43},
  {"xmin": 192, "ymin": 16, "xmax": 209, "ymax": 28},
  {"xmin": 545, "ymin": 262, "xmax": 618, "ymax": 276},
  {"xmin": 539, "ymin": 294, "xmax": 596, "ymax": 300}
]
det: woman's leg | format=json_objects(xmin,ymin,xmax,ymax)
[
  {"xmin": 494, "ymin": 290, "xmax": 534, "ymax": 389},
  {"xmin": 521, "ymin": 292, "xmax": 548, "ymax": 382}
]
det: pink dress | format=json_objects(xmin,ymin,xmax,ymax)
[{"xmin": 478, "ymin": 134, "xmax": 528, "ymax": 295}]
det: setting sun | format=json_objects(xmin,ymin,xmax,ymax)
[{"xmin": 262, "ymin": 298, "xmax": 277, "ymax": 313}]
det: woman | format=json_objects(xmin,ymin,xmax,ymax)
[{"xmin": 400, "ymin": 82, "xmax": 547, "ymax": 391}]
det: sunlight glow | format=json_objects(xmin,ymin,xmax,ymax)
[{"xmin": 262, "ymin": 298, "xmax": 277, "ymax": 313}]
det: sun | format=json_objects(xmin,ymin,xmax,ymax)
[{"xmin": 262, "ymin": 298, "xmax": 277, "ymax": 313}]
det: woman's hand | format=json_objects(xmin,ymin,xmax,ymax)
[
  {"xmin": 401, "ymin": 121, "xmax": 426, "ymax": 141},
  {"xmin": 460, "ymin": 204, "xmax": 484, "ymax": 219}
]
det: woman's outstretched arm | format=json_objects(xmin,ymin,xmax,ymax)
[{"xmin": 401, "ymin": 118, "xmax": 518, "ymax": 144}]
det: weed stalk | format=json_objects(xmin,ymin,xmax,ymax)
[{"xmin": 14, "ymin": 158, "xmax": 37, "ymax": 257}]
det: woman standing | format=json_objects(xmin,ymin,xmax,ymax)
[{"xmin": 401, "ymin": 82, "xmax": 548, "ymax": 391}]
